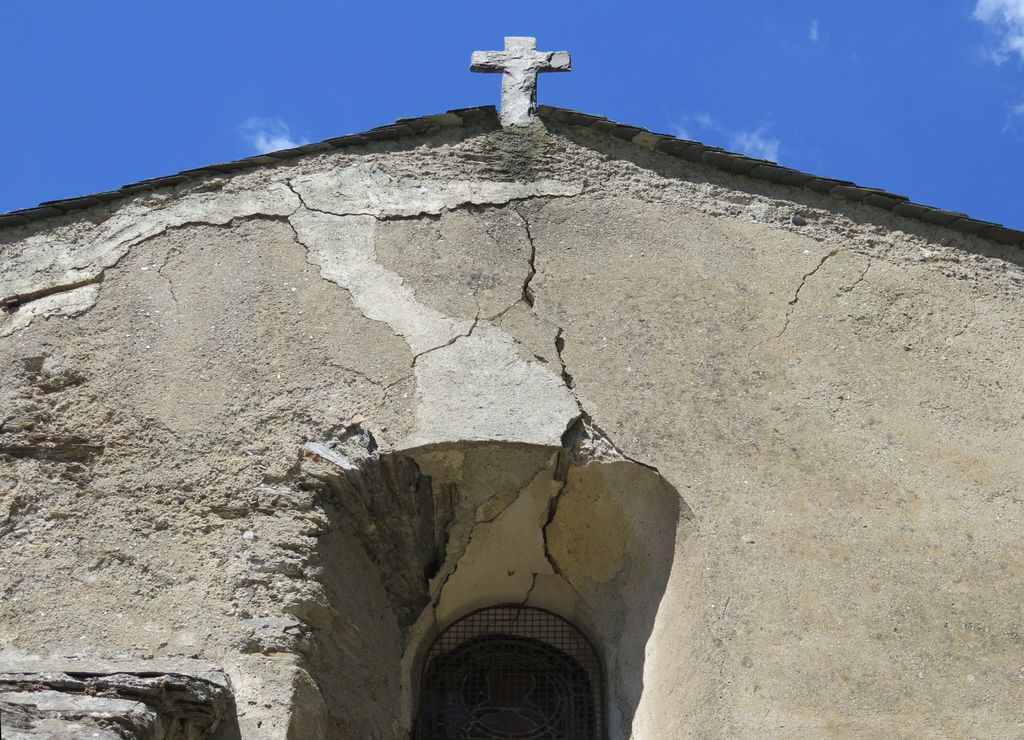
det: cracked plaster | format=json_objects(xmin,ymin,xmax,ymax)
[
  {"xmin": 1, "ymin": 120, "xmax": 1022, "ymax": 739},
  {"xmin": 0, "ymin": 282, "xmax": 100, "ymax": 338},
  {"xmin": 285, "ymin": 167, "xmax": 582, "ymax": 447},
  {"xmin": 2, "ymin": 161, "xmax": 584, "ymax": 449},
  {"xmin": 0, "ymin": 184, "xmax": 299, "ymax": 312}
]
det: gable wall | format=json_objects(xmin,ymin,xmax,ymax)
[{"xmin": 1, "ymin": 122, "xmax": 1021, "ymax": 737}]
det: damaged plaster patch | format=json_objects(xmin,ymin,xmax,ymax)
[
  {"xmin": 300, "ymin": 433, "xmax": 688, "ymax": 736},
  {"xmin": 0, "ymin": 669, "xmax": 237, "ymax": 738},
  {"xmin": 288, "ymin": 166, "xmax": 582, "ymax": 447},
  {"xmin": 290, "ymin": 210, "xmax": 469, "ymax": 355},
  {"xmin": 289, "ymin": 163, "xmax": 581, "ymax": 218},
  {"xmin": 433, "ymin": 455, "xmax": 564, "ymax": 625},
  {"xmin": 410, "ymin": 324, "xmax": 579, "ymax": 447},
  {"xmin": 0, "ymin": 183, "xmax": 299, "ymax": 335},
  {"xmin": 0, "ymin": 283, "xmax": 100, "ymax": 337}
]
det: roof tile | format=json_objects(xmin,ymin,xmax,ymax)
[
  {"xmin": 655, "ymin": 138, "xmax": 704, "ymax": 163},
  {"xmin": 630, "ymin": 132, "xmax": 662, "ymax": 149},
  {"xmin": 174, "ymin": 168, "xmax": 228, "ymax": 179},
  {"xmin": 806, "ymin": 178, "xmax": 849, "ymax": 194},
  {"xmin": 10, "ymin": 206, "xmax": 64, "ymax": 220},
  {"xmin": 1, "ymin": 104, "xmax": 1019, "ymax": 251},
  {"xmin": 323, "ymin": 133, "xmax": 367, "ymax": 148},
  {"xmin": 749, "ymin": 164, "xmax": 793, "ymax": 182},
  {"xmin": 978, "ymin": 225, "xmax": 1024, "ymax": 246},
  {"xmin": 127, "ymin": 174, "xmax": 190, "ymax": 188},
  {"xmin": 362, "ymin": 125, "xmax": 403, "ymax": 142},
  {"xmin": 39, "ymin": 196, "xmax": 103, "ymax": 211},
  {"xmin": 920, "ymin": 208, "xmax": 966, "ymax": 226},
  {"xmin": 609, "ymin": 124, "xmax": 645, "ymax": 141},
  {"xmin": 892, "ymin": 202, "xmax": 930, "ymax": 219},
  {"xmin": 831, "ymin": 185, "xmax": 874, "ymax": 202},
  {"xmin": 779, "ymin": 171, "xmax": 815, "ymax": 187},
  {"xmin": 862, "ymin": 191, "xmax": 908, "ymax": 209},
  {"xmin": 947, "ymin": 218, "xmax": 993, "ymax": 236}
]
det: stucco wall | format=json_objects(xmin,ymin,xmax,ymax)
[{"xmin": 1, "ymin": 119, "xmax": 1021, "ymax": 737}]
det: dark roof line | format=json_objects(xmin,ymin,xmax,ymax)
[
  {"xmin": 538, "ymin": 106, "xmax": 1023, "ymax": 248},
  {"xmin": 0, "ymin": 106, "xmax": 499, "ymax": 229},
  {"xmin": 1, "ymin": 105, "xmax": 1021, "ymax": 248}
]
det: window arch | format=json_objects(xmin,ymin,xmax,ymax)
[{"xmin": 415, "ymin": 605, "xmax": 605, "ymax": 739}]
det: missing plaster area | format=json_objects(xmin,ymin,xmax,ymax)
[
  {"xmin": 0, "ymin": 671, "xmax": 239, "ymax": 739},
  {"xmin": 296, "ymin": 424, "xmax": 695, "ymax": 740}
]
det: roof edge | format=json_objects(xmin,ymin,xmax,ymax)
[
  {"xmin": 537, "ymin": 106, "xmax": 1024, "ymax": 249},
  {"xmin": 0, "ymin": 106, "xmax": 500, "ymax": 230},
  {"xmin": 1, "ymin": 104, "xmax": 1021, "ymax": 250}
]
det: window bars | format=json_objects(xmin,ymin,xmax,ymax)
[{"xmin": 415, "ymin": 605, "xmax": 605, "ymax": 740}]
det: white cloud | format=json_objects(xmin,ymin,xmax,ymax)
[
  {"xmin": 1005, "ymin": 101, "xmax": 1024, "ymax": 134},
  {"xmin": 809, "ymin": 19, "xmax": 820, "ymax": 42},
  {"xmin": 694, "ymin": 113, "xmax": 716, "ymax": 129},
  {"xmin": 973, "ymin": 0, "xmax": 1024, "ymax": 62},
  {"xmin": 672, "ymin": 124, "xmax": 691, "ymax": 140},
  {"xmin": 731, "ymin": 127, "xmax": 781, "ymax": 162},
  {"xmin": 671, "ymin": 114, "xmax": 783, "ymax": 162},
  {"xmin": 671, "ymin": 113, "xmax": 716, "ymax": 140},
  {"xmin": 240, "ymin": 117, "xmax": 306, "ymax": 154}
]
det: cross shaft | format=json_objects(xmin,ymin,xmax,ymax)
[{"xmin": 471, "ymin": 37, "xmax": 571, "ymax": 127}]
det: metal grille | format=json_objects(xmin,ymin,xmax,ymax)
[{"xmin": 415, "ymin": 605, "xmax": 605, "ymax": 740}]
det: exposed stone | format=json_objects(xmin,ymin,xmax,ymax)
[
  {"xmin": 1, "ymin": 690, "xmax": 154, "ymax": 739},
  {"xmin": 0, "ymin": 183, "xmax": 299, "ymax": 335},
  {"xmin": 0, "ymin": 671, "xmax": 238, "ymax": 739},
  {"xmin": 0, "ymin": 109, "xmax": 1021, "ymax": 739},
  {"xmin": 296, "ymin": 431, "xmax": 689, "ymax": 737}
]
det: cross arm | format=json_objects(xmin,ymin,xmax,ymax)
[
  {"xmin": 542, "ymin": 51, "xmax": 571, "ymax": 72},
  {"xmin": 470, "ymin": 51, "xmax": 507, "ymax": 72},
  {"xmin": 470, "ymin": 50, "xmax": 571, "ymax": 73}
]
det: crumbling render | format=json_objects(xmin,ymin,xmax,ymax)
[
  {"xmin": 0, "ymin": 670, "xmax": 238, "ymax": 739},
  {"xmin": 283, "ymin": 165, "xmax": 582, "ymax": 448},
  {"xmin": 0, "ymin": 164, "xmax": 585, "ymax": 449},
  {"xmin": 0, "ymin": 183, "xmax": 300, "ymax": 335},
  {"xmin": 0, "ymin": 282, "xmax": 101, "ymax": 337},
  {"xmin": 300, "ymin": 419, "xmax": 686, "ymax": 738}
]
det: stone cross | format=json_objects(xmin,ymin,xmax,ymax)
[{"xmin": 471, "ymin": 37, "xmax": 571, "ymax": 127}]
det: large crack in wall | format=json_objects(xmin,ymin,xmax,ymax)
[
  {"xmin": 2, "ymin": 115, "xmax": 1022, "ymax": 739},
  {"xmin": 1, "ymin": 152, "xmax": 686, "ymax": 739},
  {"xmin": 2, "ymin": 162, "xmax": 585, "ymax": 451},
  {"xmin": 299, "ymin": 420, "xmax": 692, "ymax": 740},
  {"xmin": 285, "ymin": 164, "xmax": 583, "ymax": 448},
  {"xmin": 0, "ymin": 184, "xmax": 300, "ymax": 335}
]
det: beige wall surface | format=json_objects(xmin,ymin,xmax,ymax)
[{"xmin": 1, "ymin": 121, "xmax": 1021, "ymax": 738}]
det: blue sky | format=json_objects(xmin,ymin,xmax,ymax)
[{"xmin": 2, "ymin": 1, "xmax": 1022, "ymax": 228}]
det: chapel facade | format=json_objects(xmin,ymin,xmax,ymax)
[{"xmin": 1, "ymin": 39, "xmax": 1022, "ymax": 739}]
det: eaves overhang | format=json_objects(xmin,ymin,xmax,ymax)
[{"xmin": 1, "ymin": 104, "xmax": 1020, "ymax": 249}]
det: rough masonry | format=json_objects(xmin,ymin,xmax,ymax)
[{"xmin": 1, "ymin": 109, "xmax": 1022, "ymax": 738}]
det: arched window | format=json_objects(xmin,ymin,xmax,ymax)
[{"xmin": 415, "ymin": 605, "xmax": 605, "ymax": 739}]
